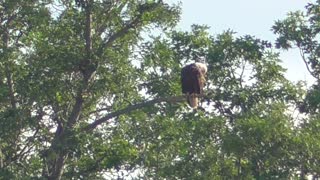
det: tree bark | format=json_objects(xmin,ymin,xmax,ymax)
[{"xmin": 47, "ymin": 152, "xmax": 67, "ymax": 180}]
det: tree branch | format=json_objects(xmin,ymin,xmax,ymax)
[
  {"xmin": 85, "ymin": 3, "xmax": 92, "ymax": 60},
  {"xmin": 97, "ymin": 18, "xmax": 141, "ymax": 56},
  {"xmin": 15, "ymin": 128, "xmax": 40, "ymax": 162},
  {"xmin": 3, "ymin": 28, "xmax": 17, "ymax": 109},
  {"xmin": 47, "ymin": 2, "xmax": 93, "ymax": 179},
  {"xmin": 299, "ymin": 48, "xmax": 318, "ymax": 80},
  {"xmin": 95, "ymin": 2, "xmax": 126, "ymax": 36},
  {"xmin": 67, "ymin": 92, "xmax": 84, "ymax": 128},
  {"xmin": 88, "ymin": 106, "xmax": 112, "ymax": 116},
  {"xmin": 239, "ymin": 60, "xmax": 247, "ymax": 88},
  {"xmin": 97, "ymin": 1, "xmax": 163, "ymax": 56},
  {"xmin": 83, "ymin": 95, "xmax": 187, "ymax": 131},
  {"xmin": 68, "ymin": 1, "xmax": 93, "ymax": 128},
  {"xmin": 5, "ymin": 65, "xmax": 16, "ymax": 109}
]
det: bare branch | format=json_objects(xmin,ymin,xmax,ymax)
[
  {"xmin": 84, "ymin": 95, "xmax": 187, "ymax": 131},
  {"xmin": 299, "ymin": 48, "xmax": 318, "ymax": 80},
  {"xmin": 16, "ymin": 128, "xmax": 39, "ymax": 162},
  {"xmin": 239, "ymin": 60, "xmax": 247, "ymax": 88}
]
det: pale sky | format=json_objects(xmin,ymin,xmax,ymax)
[{"xmin": 168, "ymin": 0, "xmax": 316, "ymax": 85}]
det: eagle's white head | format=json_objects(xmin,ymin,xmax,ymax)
[{"xmin": 195, "ymin": 62, "xmax": 207, "ymax": 75}]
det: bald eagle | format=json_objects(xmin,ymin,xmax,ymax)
[{"xmin": 181, "ymin": 62, "xmax": 207, "ymax": 108}]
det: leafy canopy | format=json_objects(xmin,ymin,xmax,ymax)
[{"xmin": 0, "ymin": 0, "xmax": 320, "ymax": 179}]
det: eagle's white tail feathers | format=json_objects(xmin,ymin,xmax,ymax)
[{"xmin": 188, "ymin": 94, "xmax": 198, "ymax": 109}]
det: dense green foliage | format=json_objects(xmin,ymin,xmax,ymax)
[{"xmin": 0, "ymin": 0, "xmax": 319, "ymax": 179}]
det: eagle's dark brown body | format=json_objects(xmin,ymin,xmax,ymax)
[{"xmin": 181, "ymin": 62, "xmax": 207, "ymax": 108}]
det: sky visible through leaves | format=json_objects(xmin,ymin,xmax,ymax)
[{"xmin": 168, "ymin": 0, "xmax": 316, "ymax": 85}]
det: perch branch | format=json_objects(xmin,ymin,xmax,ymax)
[{"xmin": 83, "ymin": 95, "xmax": 187, "ymax": 131}]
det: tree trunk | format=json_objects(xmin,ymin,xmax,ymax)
[
  {"xmin": 48, "ymin": 153, "xmax": 67, "ymax": 180},
  {"xmin": 45, "ymin": 2, "xmax": 94, "ymax": 179}
]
